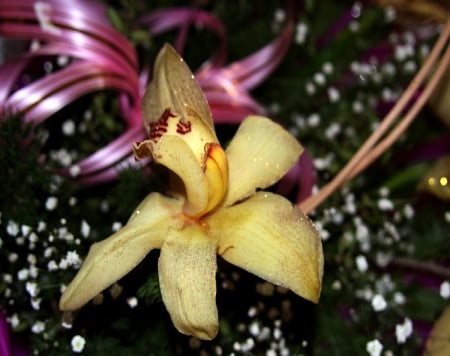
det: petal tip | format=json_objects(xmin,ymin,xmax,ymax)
[
  {"xmin": 59, "ymin": 287, "xmax": 83, "ymax": 312},
  {"xmin": 178, "ymin": 322, "xmax": 219, "ymax": 341}
]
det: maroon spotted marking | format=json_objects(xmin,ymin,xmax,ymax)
[
  {"xmin": 149, "ymin": 109, "xmax": 175, "ymax": 140},
  {"xmin": 176, "ymin": 120, "xmax": 191, "ymax": 135}
]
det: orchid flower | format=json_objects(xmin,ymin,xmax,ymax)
[{"xmin": 59, "ymin": 44, "xmax": 323, "ymax": 340}]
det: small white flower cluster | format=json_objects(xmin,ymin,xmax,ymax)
[
  {"xmin": 395, "ymin": 318, "xmax": 413, "ymax": 344},
  {"xmin": 1, "ymin": 192, "xmax": 97, "ymax": 350},
  {"xmin": 295, "ymin": 21, "xmax": 308, "ymax": 44},
  {"xmin": 302, "ymin": 62, "xmax": 342, "ymax": 106},
  {"xmin": 271, "ymin": 8, "xmax": 286, "ymax": 33},
  {"xmin": 45, "ymin": 109, "xmax": 97, "ymax": 172},
  {"xmin": 230, "ymin": 311, "xmax": 295, "ymax": 356},
  {"xmin": 48, "ymin": 148, "xmax": 78, "ymax": 168},
  {"xmin": 308, "ymin": 169, "xmax": 445, "ymax": 354},
  {"xmin": 313, "ymin": 153, "xmax": 335, "ymax": 172},
  {"xmin": 343, "ymin": 31, "xmax": 419, "ymax": 120},
  {"xmin": 214, "ymin": 269, "xmax": 307, "ymax": 356}
]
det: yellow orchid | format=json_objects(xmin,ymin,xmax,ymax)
[{"xmin": 59, "ymin": 44, "xmax": 324, "ymax": 340}]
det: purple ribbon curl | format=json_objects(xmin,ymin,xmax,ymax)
[
  {"xmin": 0, "ymin": 311, "xmax": 11, "ymax": 356},
  {"xmin": 0, "ymin": 0, "xmax": 314, "ymax": 195}
]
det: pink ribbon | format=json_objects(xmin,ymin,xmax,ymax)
[
  {"xmin": 0, "ymin": 0, "xmax": 303, "ymax": 186},
  {"xmin": 0, "ymin": 311, "xmax": 11, "ymax": 356}
]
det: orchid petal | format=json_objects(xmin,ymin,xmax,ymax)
[
  {"xmin": 143, "ymin": 43, "xmax": 215, "ymax": 131},
  {"xmin": 159, "ymin": 225, "xmax": 218, "ymax": 340},
  {"xmin": 142, "ymin": 44, "xmax": 218, "ymax": 164},
  {"xmin": 134, "ymin": 135, "xmax": 209, "ymax": 217},
  {"xmin": 59, "ymin": 193, "xmax": 182, "ymax": 311},
  {"xmin": 223, "ymin": 115, "xmax": 303, "ymax": 206},
  {"xmin": 209, "ymin": 191, "xmax": 323, "ymax": 303}
]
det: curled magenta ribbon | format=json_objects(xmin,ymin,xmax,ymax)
[{"xmin": 0, "ymin": 0, "xmax": 304, "ymax": 188}]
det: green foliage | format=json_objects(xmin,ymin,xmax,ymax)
[
  {"xmin": 137, "ymin": 273, "xmax": 162, "ymax": 305},
  {"xmin": 0, "ymin": 115, "xmax": 52, "ymax": 223}
]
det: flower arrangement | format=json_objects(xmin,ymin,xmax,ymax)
[{"xmin": 1, "ymin": 0, "xmax": 449, "ymax": 355}]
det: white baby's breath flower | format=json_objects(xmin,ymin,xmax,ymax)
[
  {"xmin": 377, "ymin": 198, "xmax": 393, "ymax": 211},
  {"xmin": 445, "ymin": 211, "xmax": 450, "ymax": 223},
  {"xmin": 378, "ymin": 187, "xmax": 390, "ymax": 197},
  {"xmin": 9, "ymin": 253, "xmax": 18, "ymax": 263},
  {"xmin": 440, "ymin": 281, "xmax": 450, "ymax": 299},
  {"xmin": 17, "ymin": 268, "xmax": 29, "ymax": 281},
  {"xmin": 31, "ymin": 321, "xmax": 45, "ymax": 334},
  {"xmin": 31, "ymin": 298, "xmax": 42, "ymax": 310},
  {"xmin": 314, "ymin": 221, "xmax": 330, "ymax": 241},
  {"xmin": 126, "ymin": 297, "xmax": 138, "ymax": 308},
  {"xmin": 356, "ymin": 255, "xmax": 369, "ymax": 272},
  {"xmin": 248, "ymin": 320, "xmax": 261, "ymax": 336},
  {"xmin": 366, "ymin": 339, "xmax": 383, "ymax": 356},
  {"xmin": 80, "ymin": 220, "xmax": 91, "ymax": 238},
  {"xmin": 25, "ymin": 281, "xmax": 39, "ymax": 297},
  {"xmin": 6, "ymin": 220, "xmax": 19, "ymax": 236},
  {"xmin": 112, "ymin": 222, "xmax": 122, "ymax": 232},
  {"xmin": 322, "ymin": 62, "xmax": 334, "ymax": 75},
  {"xmin": 273, "ymin": 8, "xmax": 285, "ymax": 23},
  {"xmin": 44, "ymin": 247, "xmax": 54, "ymax": 258},
  {"xmin": 307, "ymin": 113, "xmax": 321, "ymax": 127},
  {"xmin": 331, "ymin": 280, "xmax": 342, "ymax": 290},
  {"xmin": 372, "ymin": 294, "xmax": 387, "ymax": 312},
  {"xmin": 29, "ymin": 265, "xmax": 38, "ymax": 279},
  {"xmin": 27, "ymin": 253, "xmax": 37, "ymax": 266},
  {"xmin": 355, "ymin": 221, "xmax": 371, "ymax": 252},
  {"xmin": 48, "ymin": 260, "xmax": 58, "ymax": 271},
  {"xmin": 313, "ymin": 72, "xmax": 326, "ymax": 86},
  {"xmin": 62, "ymin": 119, "xmax": 76, "ymax": 136},
  {"xmin": 68, "ymin": 164, "xmax": 81, "ymax": 178},
  {"xmin": 352, "ymin": 100, "xmax": 364, "ymax": 113},
  {"xmin": 395, "ymin": 317, "xmax": 413, "ymax": 344},
  {"xmin": 375, "ymin": 251, "xmax": 392, "ymax": 267},
  {"xmin": 305, "ymin": 81, "xmax": 316, "ymax": 95},
  {"xmin": 393, "ymin": 292, "xmax": 406, "ymax": 305},
  {"xmin": 59, "ymin": 258, "xmax": 69, "ymax": 270},
  {"xmin": 384, "ymin": 5, "xmax": 396, "ymax": 22},
  {"xmin": 37, "ymin": 221, "xmax": 47, "ymax": 232},
  {"xmin": 8, "ymin": 314, "xmax": 20, "ymax": 328},
  {"xmin": 71, "ymin": 335, "xmax": 86, "ymax": 353},
  {"xmin": 21, "ymin": 224, "xmax": 32, "ymax": 236},
  {"xmin": 325, "ymin": 123, "xmax": 341, "ymax": 139},
  {"xmin": 295, "ymin": 21, "xmax": 308, "ymax": 44},
  {"xmin": 327, "ymin": 87, "xmax": 340, "ymax": 103},
  {"xmin": 65, "ymin": 251, "xmax": 81, "ymax": 267},
  {"xmin": 45, "ymin": 196, "xmax": 58, "ymax": 211},
  {"xmin": 356, "ymin": 287, "xmax": 374, "ymax": 301}
]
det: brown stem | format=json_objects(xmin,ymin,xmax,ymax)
[
  {"xmin": 390, "ymin": 257, "xmax": 450, "ymax": 279},
  {"xmin": 299, "ymin": 19, "xmax": 450, "ymax": 214},
  {"xmin": 348, "ymin": 42, "xmax": 450, "ymax": 181}
]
